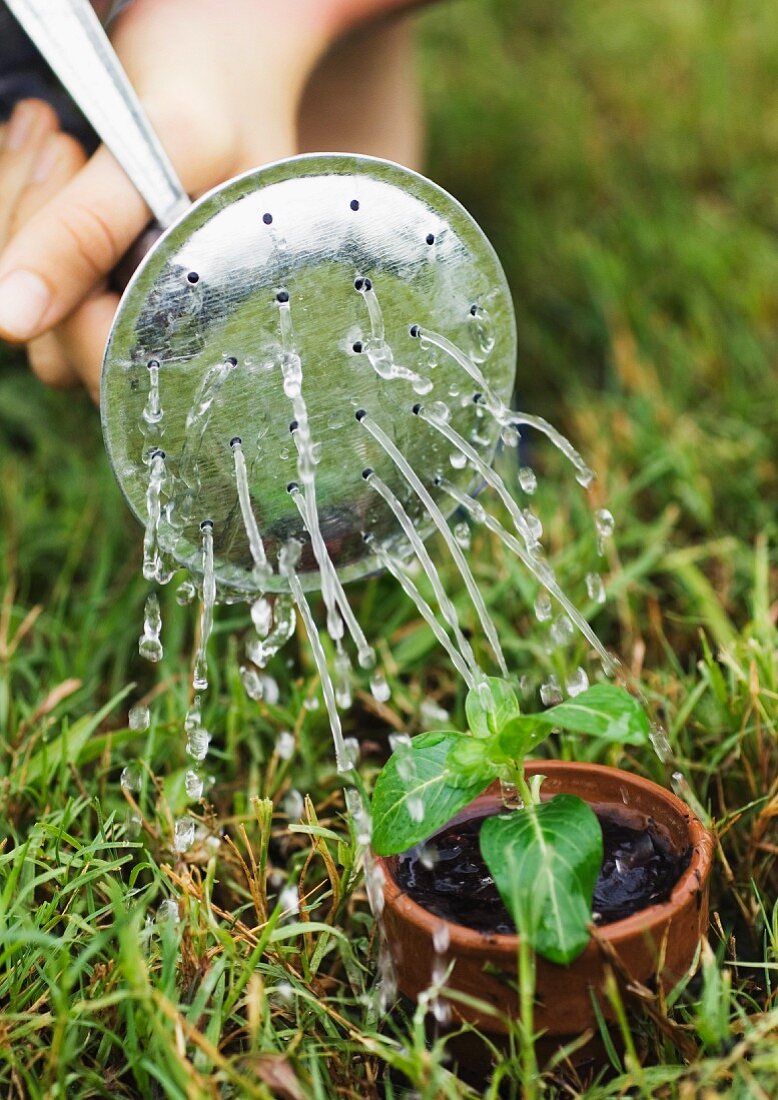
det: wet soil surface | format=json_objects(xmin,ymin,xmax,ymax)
[{"xmin": 395, "ymin": 808, "xmax": 691, "ymax": 934}]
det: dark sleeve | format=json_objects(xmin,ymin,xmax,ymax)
[{"xmin": 0, "ymin": 2, "xmax": 97, "ymax": 148}]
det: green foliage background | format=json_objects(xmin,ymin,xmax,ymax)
[{"xmin": 0, "ymin": 0, "xmax": 776, "ymax": 1095}]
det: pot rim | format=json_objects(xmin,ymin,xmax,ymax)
[{"xmin": 375, "ymin": 760, "xmax": 714, "ymax": 960}]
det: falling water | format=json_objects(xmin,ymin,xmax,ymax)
[
  {"xmin": 411, "ymin": 324, "xmax": 506, "ymax": 418},
  {"xmin": 595, "ymin": 508, "xmax": 615, "ymax": 554},
  {"xmin": 371, "ymin": 540, "xmax": 475, "ymax": 686},
  {"xmin": 138, "ymin": 592, "xmax": 163, "ymax": 662},
  {"xmin": 246, "ymin": 595, "xmax": 297, "ymax": 667},
  {"xmin": 278, "ymin": 540, "xmax": 349, "ymax": 773},
  {"xmin": 416, "ymin": 403, "xmax": 537, "ymax": 551},
  {"xmin": 436, "ymin": 475, "xmax": 616, "ymax": 672},
  {"xmin": 289, "ymin": 485, "xmax": 376, "ymax": 670},
  {"xmin": 177, "ymin": 358, "xmax": 237, "ymax": 517},
  {"xmin": 586, "ymin": 572, "xmax": 607, "ymax": 605},
  {"xmin": 128, "ymin": 703, "xmax": 150, "ymax": 731},
  {"xmin": 358, "ymin": 279, "xmax": 431, "ymax": 394},
  {"xmin": 334, "ymin": 642, "xmax": 353, "ymax": 708},
  {"xmin": 358, "ymin": 411, "xmax": 507, "ymax": 675},
  {"xmin": 192, "ymin": 521, "xmax": 216, "ymax": 691},
  {"xmin": 500, "ymin": 405, "xmax": 595, "ymax": 488},
  {"xmin": 408, "ymin": 329, "xmax": 596, "ymax": 494},
  {"xmin": 230, "ymin": 437, "xmax": 271, "ymax": 583},
  {"xmin": 142, "ymin": 359, "xmax": 163, "ymax": 431},
  {"xmin": 279, "ymin": 297, "xmax": 373, "ymax": 665},
  {"xmin": 364, "ymin": 470, "xmax": 478, "ymax": 681},
  {"xmin": 142, "ymin": 449, "xmax": 166, "ymax": 581}
]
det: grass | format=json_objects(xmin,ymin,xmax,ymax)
[{"xmin": 1, "ymin": 0, "xmax": 777, "ymax": 1094}]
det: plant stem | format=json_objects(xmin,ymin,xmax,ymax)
[{"xmin": 518, "ymin": 927, "xmax": 539, "ymax": 1098}]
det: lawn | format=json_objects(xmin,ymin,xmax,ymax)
[{"xmin": 1, "ymin": 0, "xmax": 776, "ymax": 1095}]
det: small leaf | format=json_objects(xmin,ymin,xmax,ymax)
[
  {"xmin": 499, "ymin": 684, "xmax": 650, "ymax": 758},
  {"xmin": 446, "ymin": 737, "xmax": 499, "ymax": 789},
  {"xmin": 371, "ymin": 730, "xmax": 489, "ymax": 856},
  {"xmin": 465, "ymin": 677, "xmax": 520, "ymax": 738},
  {"xmin": 479, "ymin": 795, "xmax": 603, "ymax": 965}
]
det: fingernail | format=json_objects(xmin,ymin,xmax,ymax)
[
  {"xmin": 7, "ymin": 102, "xmax": 38, "ymax": 152},
  {"xmin": 31, "ymin": 136, "xmax": 61, "ymax": 184},
  {"xmin": 0, "ymin": 270, "xmax": 51, "ymax": 339}
]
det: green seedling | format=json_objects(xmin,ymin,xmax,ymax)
[{"xmin": 370, "ymin": 680, "xmax": 651, "ymax": 964}]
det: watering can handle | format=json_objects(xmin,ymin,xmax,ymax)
[{"xmin": 5, "ymin": 0, "xmax": 190, "ymax": 229}]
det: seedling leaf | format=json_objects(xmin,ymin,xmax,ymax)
[
  {"xmin": 499, "ymin": 684, "xmax": 650, "ymax": 758},
  {"xmin": 371, "ymin": 730, "xmax": 489, "ymax": 855},
  {"xmin": 465, "ymin": 677, "xmax": 521, "ymax": 738},
  {"xmin": 479, "ymin": 794, "xmax": 603, "ymax": 965}
]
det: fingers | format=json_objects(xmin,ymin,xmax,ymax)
[
  {"xmin": 0, "ymin": 144, "xmax": 149, "ymax": 343},
  {"xmin": 0, "ymin": 100, "xmax": 59, "ymax": 249},
  {"xmin": 55, "ymin": 289, "xmax": 120, "ymax": 403},
  {"xmin": 12, "ymin": 128, "xmax": 90, "ymax": 390}
]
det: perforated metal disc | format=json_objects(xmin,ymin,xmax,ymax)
[{"xmin": 101, "ymin": 154, "xmax": 517, "ymax": 593}]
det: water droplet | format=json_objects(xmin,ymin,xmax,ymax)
[
  {"xmin": 304, "ymin": 695, "xmax": 320, "ymax": 711},
  {"xmin": 501, "ymin": 424, "xmax": 520, "ymax": 448},
  {"xmin": 279, "ymin": 883, "xmax": 299, "ymax": 916},
  {"xmin": 370, "ymin": 671, "xmax": 391, "ymax": 703},
  {"xmin": 184, "ymin": 699, "xmax": 201, "ymax": 732},
  {"xmin": 432, "ymin": 922, "xmax": 450, "ymax": 953},
  {"xmin": 427, "ymin": 400, "xmax": 451, "ymax": 424},
  {"xmin": 128, "ymin": 704, "xmax": 150, "ymax": 731},
  {"xmin": 173, "ymin": 816, "xmax": 196, "ymax": 853},
  {"xmin": 518, "ymin": 466, "xmax": 537, "ymax": 494},
  {"xmin": 586, "ymin": 572, "xmax": 606, "ymax": 604},
  {"xmin": 272, "ymin": 981, "xmax": 294, "ymax": 1004},
  {"xmin": 412, "ymin": 376, "xmax": 434, "ymax": 396},
  {"xmin": 138, "ymin": 593, "xmax": 163, "ymax": 662},
  {"xmin": 185, "ymin": 725, "xmax": 210, "ymax": 761},
  {"xmin": 595, "ymin": 508, "xmax": 615, "ymax": 553},
  {"xmin": 449, "ymin": 451, "xmax": 467, "ymax": 470},
  {"xmin": 342, "ymin": 737, "xmax": 360, "ymax": 770},
  {"xmin": 649, "ymin": 721, "xmax": 673, "ymax": 762},
  {"xmin": 420, "ymin": 699, "xmax": 450, "ymax": 729},
  {"xmin": 125, "ymin": 810, "xmax": 142, "ymax": 838},
  {"xmin": 334, "ymin": 648, "xmax": 353, "ymax": 709},
  {"xmin": 283, "ymin": 788, "xmax": 304, "ymax": 821},
  {"xmin": 120, "ymin": 765, "xmax": 142, "ymax": 792},
  {"xmin": 550, "ymin": 614, "xmax": 574, "ymax": 647},
  {"xmin": 157, "ymin": 898, "xmax": 180, "ymax": 925},
  {"xmin": 576, "ymin": 466, "xmax": 596, "ymax": 488},
  {"xmin": 256, "ymin": 675, "xmax": 278, "ymax": 705},
  {"xmin": 366, "ymin": 863, "xmax": 385, "ymax": 917},
  {"xmin": 184, "ymin": 768, "xmax": 204, "ymax": 800},
  {"xmin": 250, "ymin": 596, "xmax": 273, "ymax": 637},
  {"xmin": 453, "ymin": 521, "xmax": 471, "ymax": 550},
  {"xmin": 540, "ymin": 675, "xmax": 563, "ymax": 706},
  {"xmin": 175, "ymin": 580, "xmax": 196, "ymax": 606},
  {"xmin": 523, "ymin": 509, "xmax": 543, "ymax": 543},
  {"xmin": 277, "ymin": 730, "xmax": 295, "ymax": 760},
  {"xmin": 240, "ymin": 665, "xmax": 265, "ymax": 701},
  {"xmin": 534, "ymin": 593, "xmax": 553, "ymax": 622},
  {"xmin": 566, "ymin": 667, "xmax": 589, "ymax": 697},
  {"xmin": 408, "ymin": 795, "xmax": 425, "ymax": 823},
  {"xmin": 499, "ymin": 778, "xmax": 520, "ymax": 809}
]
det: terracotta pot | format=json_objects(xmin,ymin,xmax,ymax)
[{"xmin": 375, "ymin": 761, "xmax": 713, "ymax": 1042}]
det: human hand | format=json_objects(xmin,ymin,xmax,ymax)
[{"xmin": 0, "ymin": 0, "xmax": 334, "ymax": 399}]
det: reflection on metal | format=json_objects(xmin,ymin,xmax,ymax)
[{"xmin": 101, "ymin": 155, "xmax": 517, "ymax": 592}]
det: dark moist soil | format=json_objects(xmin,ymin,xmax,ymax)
[{"xmin": 395, "ymin": 808, "xmax": 691, "ymax": 934}]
